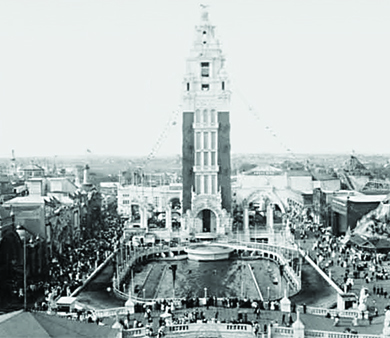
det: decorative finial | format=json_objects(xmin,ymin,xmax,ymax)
[{"xmin": 200, "ymin": 4, "xmax": 209, "ymax": 21}]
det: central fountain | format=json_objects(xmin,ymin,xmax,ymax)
[{"xmin": 185, "ymin": 244, "xmax": 234, "ymax": 261}]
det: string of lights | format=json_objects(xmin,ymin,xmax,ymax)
[{"xmin": 232, "ymin": 82, "xmax": 297, "ymax": 160}]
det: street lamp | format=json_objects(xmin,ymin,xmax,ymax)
[
  {"xmin": 16, "ymin": 225, "xmax": 27, "ymax": 311},
  {"xmin": 16, "ymin": 225, "xmax": 40, "ymax": 312}
]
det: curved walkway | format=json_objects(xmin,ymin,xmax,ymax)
[{"xmin": 113, "ymin": 241, "xmax": 302, "ymax": 304}]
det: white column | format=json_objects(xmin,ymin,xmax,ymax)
[
  {"xmin": 141, "ymin": 205, "xmax": 148, "ymax": 229},
  {"xmin": 243, "ymin": 201, "xmax": 249, "ymax": 242},
  {"xmin": 267, "ymin": 204, "xmax": 274, "ymax": 230},
  {"xmin": 166, "ymin": 204, "xmax": 172, "ymax": 231}
]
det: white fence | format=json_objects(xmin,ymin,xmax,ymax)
[{"xmin": 303, "ymin": 329, "xmax": 380, "ymax": 338}]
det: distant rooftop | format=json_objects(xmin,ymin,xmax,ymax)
[
  {"xmin": 311, "ymin": 172, "xmax": 337, "ymax": 181},
  {"xmin": 335, "ymin": 194, "xmax": 387, "ymax": 203},
  {"xmin": 21, "ymin": 164, "xmax": 44, "ymax": 171},
  {"xmin": 4, "ymin": 195, "xmax": 47, "ymax": 204},
  {"xmin": 244, "ymin": 165, "xmax": 282, "ymax": 175},
  {"xmin": 285, "ymin": 170, "xmax": 312, "ymax": 177}
]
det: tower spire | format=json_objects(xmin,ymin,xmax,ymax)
[{"xmin": 200, "ymin": 4, "xmax": 209, "ymax": 22}]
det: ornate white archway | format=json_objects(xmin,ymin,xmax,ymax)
[
  {"xmin": 182, "ymin": 194, "xmax": 231, "ymax": 235},
  {"xmin": 245, "ymin": 189, "xmax": 287, "ymax": 214}
]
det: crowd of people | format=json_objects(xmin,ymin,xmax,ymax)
[
  {"xmin": 286, "ymin": 205, "xmax": 390, "ymax": 317},
  {"xmin": 23, "ymin": 199, "xmax": 390, "ymax": 338},
  {"xmin": 30, "ymin": 217, "xmax": 123, "ymax": 310},
  {"xmin": 114, "ymin": 298, "xmax": 297, "ymax": 337},
  {"xmin": 304, "ymin": 226, "xmax": 389, "ymax": 299}
]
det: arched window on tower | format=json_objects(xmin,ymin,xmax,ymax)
[
  {"xmin": 211, "ymin": 151, "xmax": 216, "ymax": 166},
  {"xmin": 201, "ymin": 62, "xmax": 209, "ymax": 77},
  {"xmin": 204, "ymin": 152, "xmax": 209, "ymax": 166},
  {"xmin": 210, "ymin": 109, "xmax": 216, "ymax": 124},
  {"xmin": 202, "ymin": 109, "xmax": 208, "ymax": 123},
  {"xmin": 203, "ymin": 132, "xmax": 209, "ymax": 149},
  {"xmin": 211, "ymin": 131, "xmax": 217, "ymax": 149}
]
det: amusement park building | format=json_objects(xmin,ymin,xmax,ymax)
[
  {"xmin": 331, "ymin": 192, "xmax": 387, "ymax": 235},
  {"xmin": 0, "ymin": 165, "xmax": 100, "ymax": 278},
  {"xmin": 18, "ymin": 163, "xmax": 45, "ymax": 180},
  {"xmin": 117, "ymin": 184, "xmax": 182, "ymax": 221},
  {"xmin": 235, "ymin": 167, "xmax": 340, "ymax": 213}
]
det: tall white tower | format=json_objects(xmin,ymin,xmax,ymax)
[{"xmin": 182, "ymin": 6, "xmax": 232, "ymax": 236}]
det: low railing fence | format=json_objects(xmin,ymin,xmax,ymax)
[
  {"xmin": 94, "ymin": 307, "xmax": 130, "ymax": 318},
  {"xmin": 273, "ymin": 326, "xmax": 294, "ymax": 336},
  {"xmin": 166, "ymin": 323, "xmax": 253, "ymax": 334},
  {"xmin": 295, "ymin": 305, "xmax": 359, "ymax": 319},
  {"xmin": 121, "ymin": 327, "xmax": 146, "ymax": 337},
  {"xmin": 303, "ymin": 329, "xmax": 380, "ymax": 338},
  {"xmin": 113, "ymin": 241, "xmax": 302, "ymax": 303}
]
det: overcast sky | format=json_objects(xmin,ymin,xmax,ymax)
[{"xmin": 1, "ymin": 0, "xmax": 390, "ymax": 159}]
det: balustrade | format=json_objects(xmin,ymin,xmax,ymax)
[
  {"xmin": 122, "ymin": 327, "xmax": 146, "ymax": 337},
  {"xmin": 304, "ymin": 330, "xmax": 380, "ymax": 338},
  {"xmin": 296, "ymin": 305, "xmax": 358, "ymax": 319},
  {"xmin": 166, "ymin": 323, "xmax": 252, "ymax": 334},
  {"xmin": 273, "ymin": 327, "xmax": 294, "ymax": 335}
]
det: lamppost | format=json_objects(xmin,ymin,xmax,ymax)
[
  {"xmin": 16, "ymin": 225, "xmax": 28, "ymax": 311},
  {"xmin": 23, "ymin": 233, "xmax": 26, "ymax": 311},
  {"xmin": 17, "ymin": 225, "xmax": 40, "ymax": 312}
]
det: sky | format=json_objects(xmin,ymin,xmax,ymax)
[{"xmin": 1, "ymin": 0, "xmax": 390, "ymax": 159}]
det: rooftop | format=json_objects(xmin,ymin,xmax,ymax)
[
  {"xmin": 285, "ymin": 170, "xmax": 312, "ymax": 177},
  {"xmin": 311, "ymin": 172, "xmax": 338, "ymax": 181},
  {"xmin": 4, "ymin": 195, "xmax": 47, "ymax": 205},
  {"xmin": 335, "ymin": 194, "xmax": 387, "ymax": 203},
  {"xmin": 244, "ymin": 165, "xmax": 283, "ymax": 175},
  {"xmin": 21, "ymin": 164, "xmax": 44, "ymax": 171}
]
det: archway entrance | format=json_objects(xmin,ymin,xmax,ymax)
[{"xmin": 197, "ymin": 209, "xmax": 217, "ymax": 233}]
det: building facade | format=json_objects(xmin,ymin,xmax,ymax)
[
  {"xmin": 331, "ymin": 193, "xmax": 386, "ymax": 235},
  {"xmin": 181, "ymin": 7, "xmax": 232, "ymax": 236}
]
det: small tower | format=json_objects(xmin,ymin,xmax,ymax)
[
  {"xmin": 182, "ymin": 5, "xmax": 232, "ymax": 236},
  {"xmin": 83, "ymin": 164, "xmax": 90, "ymax": 185},
  {"xmin": 280, "ymin": 289, "xmax": 291, "ymax": 313},
  {"xmin": 292, "ymin": 311, "xmax": 305, "ymax": 338}
]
